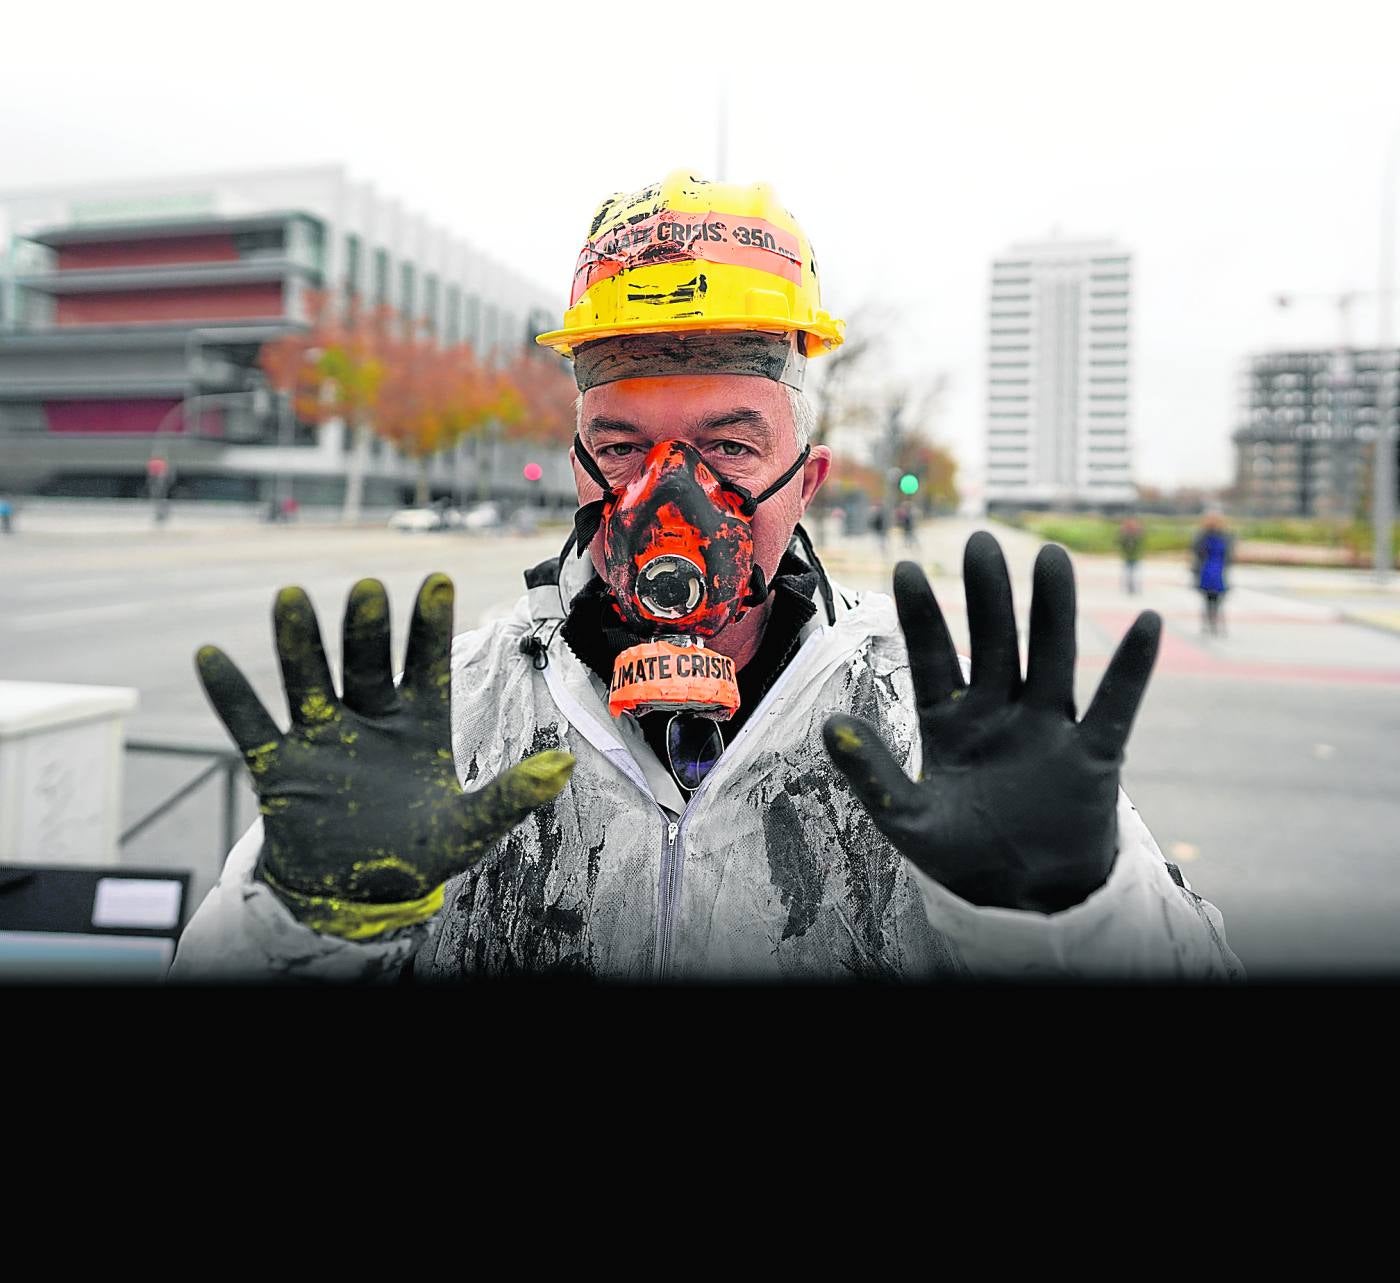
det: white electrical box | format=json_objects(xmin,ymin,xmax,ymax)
[{"xmin": 0, "ymin": 681, "xmax": 139, "ymax": 865}]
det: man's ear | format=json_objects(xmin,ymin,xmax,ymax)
[{"xmin": 799, "ymin": 445, "xmax": 832, "ymax": 511}]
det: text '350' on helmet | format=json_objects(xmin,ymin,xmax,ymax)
[{"xmin": 535, "ymin": 169, "xmax": 846, "ymax": 361}]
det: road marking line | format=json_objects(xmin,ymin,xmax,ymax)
[
  {"xmin": 6, "ymin": 601, "xmax": 145, "ymax": 632},
  {"xmin": 11, "ymin": 576, "xmax": 114, "ymax": 599}
]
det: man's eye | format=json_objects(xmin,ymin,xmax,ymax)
[
  {"xmin": 599, "ymin": 444, "xmax": 639, "ymax": 459},
  {"xmin": 712, "ymin": 441, "xmax": 750, "ymax": 458}
]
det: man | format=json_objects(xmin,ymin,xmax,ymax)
[
  {"xmin": 172, "ymin": 172, "xmax": 1241, "ymax": 982},
  {"xmin": 1117, "ymin": 516, "xmax": 1144, "ymax": 595},
  {"xmin": 1193, "ymin": 510, "xmax": 1233, "ymax": 637}
]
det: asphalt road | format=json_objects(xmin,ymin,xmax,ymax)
[{"xmin": 4, "ymin": 512, "xmax": 1398, "ymax": 979}]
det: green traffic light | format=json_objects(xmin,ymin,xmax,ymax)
[{"xmin": 899, "ymin": 474, "xmax": 919, "ymax": 495}]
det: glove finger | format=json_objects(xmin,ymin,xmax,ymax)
[
  {"xmin": 195, "ymin": 645, "xmax": 282, "ymax": 761},
  {"xmin": 341, "ymin": 578, "xmax": 397, "ymax": 717},
  {"xmin": 964, "ymin": 531, "xmax": 1021, "ymax": 701},
  {"xmin": 822, "ymin": 714, "xmax": 922, "ymax": 846},
  {"xmin": 457, "ymin": 750, "xmax": 576, "ymax": 862},
  {"xmin": 1022, "ymin": 543, "xmax": 1077, "ymax": 716},
  {"xmin": 273, "ymin": 586, "xmax": 341, "ymax": 727},
  {"xmin": 401, "ymin": 573, "xmax": 454, "ymax": 718},
  {"xmin": 1079, "ymin": 610, "xmax": 1161, "ymax": 761},
  {"xmin": 893, "ymin": 561, "xmax": 965, "ymax": 728}
]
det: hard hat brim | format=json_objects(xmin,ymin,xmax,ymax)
[{"xmin": 536, "ymin": 315, "xmax": 845, "ymax": 362}]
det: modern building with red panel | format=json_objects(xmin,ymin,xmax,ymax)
[{"xmin": 0, "ymin": 166, "xmax": 561, "ymax": 506}]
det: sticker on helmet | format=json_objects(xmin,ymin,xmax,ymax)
[{"xmin": 573, "ymin": 209, "xmax": 803, "ymax": 306}]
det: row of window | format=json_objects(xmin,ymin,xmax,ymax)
[{"xmin": 341, "ymin": 232, "xmax": 518, "ymax": 351}]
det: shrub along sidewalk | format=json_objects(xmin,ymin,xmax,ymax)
[{"xmin": 1008, "ymin": 513, "xmax": 1399, "ymax": 569}]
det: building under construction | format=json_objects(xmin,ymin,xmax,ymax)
[{"xmin": 1232, "ymin": 348, "xmax": 1400, "ymax": 519}]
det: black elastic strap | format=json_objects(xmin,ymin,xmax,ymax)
[
  {"xmin": 752, "ymin": 444, "xmax": 812, "ymax": 507},
  {"xmin": 571, "ymin": 433, "xmax": 612, "ymax": 493},
  {"xmin": 793, "ymin": 521, "xmax": 837, "ymax": 626}
]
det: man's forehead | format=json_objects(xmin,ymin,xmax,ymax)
[{"xmin": 581, "ymin": 375, "xmax": 787, "ymax": 436}]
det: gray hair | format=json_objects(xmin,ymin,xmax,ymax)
[
  {"xmin": 785, "ymin": 384, "xmax": 814, "ymax": 450},
  {"xmin": 574, "ymin": 383, "xmax": 814, "ymax": 451}
]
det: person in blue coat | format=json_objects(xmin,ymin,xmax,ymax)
[{"xmin": 1192, "ymin": 512, "xmax": 1232, "ymax": 636}]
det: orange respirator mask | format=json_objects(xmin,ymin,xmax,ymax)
[{"xmin": 570, "ymin": 435, "xmax": 809, "ymax": 721}]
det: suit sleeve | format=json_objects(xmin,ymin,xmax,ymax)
[
  {"xmin": 909, "ymin": 788, "xmax": 1246, "ymax": 981},
  {"xmin": 168, "ymin": 820, "xmax": 437, "ymax": 983}
]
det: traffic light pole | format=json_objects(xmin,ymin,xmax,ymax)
[{"xmin": 1376, "ymin": 132, "xmax": 1399, "ymax": 584}]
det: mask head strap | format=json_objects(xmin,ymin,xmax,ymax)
[
  {"xmin": 571, "ymin": 433, "xmax": 612, "ymax": 494},
  {"xmin": 728, "ymin": 443, "xmax": 812, "ymax": 516}
]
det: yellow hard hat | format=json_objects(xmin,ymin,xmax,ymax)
[{"xmin": 536, "ymin": 170, "xmax": 845, "ymax": 361}]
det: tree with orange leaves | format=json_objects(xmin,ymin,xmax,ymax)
[
  {"xmin": 499, "ymin": 350, "xmax": 577, "ymax": 448},
  {"xmin": 827, "ymin": 452, "xmax": 888, "ymax": 503},
  {"xmin": 895, "ymin": 437, "xmax": 959, "ymax": 512},
  {"xmin": 260, "ymin": 289, "xmax": 393, "ymax": 522},
  {"xmin": 374, "ymin": 331, "xmax": 528, "ymax": 506},
  {"xmin": 259, "ymin": 290, "xmax": 565, "ymax": 518},
  {"xmin": 256, "ymin": 328, "xmax": 321, "ymax": 424}
]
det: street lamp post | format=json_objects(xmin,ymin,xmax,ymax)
[
  {"xmin": 1375, "ymin": 132, "xmax": 1400, "ymax": 584},
  {"xmin": 146, "ymin": 389, "xmax": 256, "ymax": 522}
]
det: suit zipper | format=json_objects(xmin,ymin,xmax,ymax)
[
  {"xmin": 650, "ymin": 635, "xmax": 825, "ymax": 980},
  {"xmin": 656, "ymin": 818, "xmax": 681, "ymax": 980}
]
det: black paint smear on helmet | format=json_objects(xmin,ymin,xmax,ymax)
[{"xmin": 626, "ymin": 274, "xmax": 708, "ymax": 306}]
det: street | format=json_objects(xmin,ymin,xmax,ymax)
[{"xmin": 4, "ymin": 511, "xmax": 1398, "ymax": 978}]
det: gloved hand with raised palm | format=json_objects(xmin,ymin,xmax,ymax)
[
  {"xmin": 195, "ymin": 573, "xmax": 574, "ymax": 939},
  {"xmin": 823, "ymin": 532, "xmax": 1161, "ymax": 914}
]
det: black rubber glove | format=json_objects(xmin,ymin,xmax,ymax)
[
  {"xmin": 194, "ymin": 573, "xmax": 573, "ymax": 933},
  {"xmin": 823, "ymin": 531, "xmax": 1160, "ymax": 914}
]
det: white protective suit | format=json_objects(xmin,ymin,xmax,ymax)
[{"xmin": 171, "ymin": 540, "xmax": 1244, "ymax": 982}]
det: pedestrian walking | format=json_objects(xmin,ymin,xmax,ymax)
[
  {"xmin": 869, "ymin": 504, "xmax": 887, "ymax": 554},
  {"xmin": 0, "ymin": 496, "xmax": 12, "ymax": 534},
  {"xmin": 1116, "ymin": 516, "xmax": 1144, "ymax": 594},
  {"xmin": 1192, "ymin": 511, "xmax": 1232, "ymax": 637},
  {"xmin": 897, "ymin": 503, "xmax": 918, "ymax": 550}
]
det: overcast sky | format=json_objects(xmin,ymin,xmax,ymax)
[{"xmin": 5, "ymin": 0, "xmax": 1400, "ymax": 490}]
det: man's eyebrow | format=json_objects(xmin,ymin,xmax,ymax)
[
  {"xmin": 583, "ymin": 415, "xmax": 648, "ymax": 436},
  {"xmin": 693, "ymin": 408, "xmax": 771, "ymax": 433}
]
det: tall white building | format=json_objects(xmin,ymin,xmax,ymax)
[{"xmin": 983, "ymin": 238, "xmax": 1135, "ymax": 510}]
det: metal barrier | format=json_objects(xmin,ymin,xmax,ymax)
[{"xmin": 122, "ymin": 739, "xmax": 244, "ymax": 857}]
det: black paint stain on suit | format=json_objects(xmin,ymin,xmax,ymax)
[
  {"xmin": 455, "ymin": 724, "xmax": 596, "ymax": 975},
  {"xmin": 828, "ymin": 666, "xmax": 907, "ymax": 970},
  {"xmin": 585, "ymin": 836, "xmax": 605, "ymax": 900},
  {"xmin": 764, "ymin": 787, "xmax": 827, "ymax": 940}
]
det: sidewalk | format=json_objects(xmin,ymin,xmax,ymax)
[
  {"xmin": 810, "ymin": 517, "xmax": 1400, "ymax": 683},
  {"xmin": 1225, "ymin": 561, "xmax": 1400, "ymax": 637}
]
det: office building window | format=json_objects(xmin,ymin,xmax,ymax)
[
  {"xmin": 400, "ymin": 264, "xmax": 416, "ymax": 323},
  {"xmin": 373, "ymin": 250, "xmax": 389, "ymax": 307},
  {"xmin": 424, "ymin": 274, "xmax": 440, "ymax": 336},
  {"xmin": 446, "ymin": 284, "xmax": 461, "ymax": 344},
  {"xmin": 483, "ymin": 303, "xmax": 499, "ymax": 357},
  {"xmin": 344, "ymin": 233, "xmax": 362, "ymax": 303}
]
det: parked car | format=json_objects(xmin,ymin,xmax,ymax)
[
  {"xmin": 388, "ymin": 507, "xmax": 449, "ymax": 533},
  {"xmin": 462, "ymin": 501, "xmax": 502, "ymax": 531}
]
